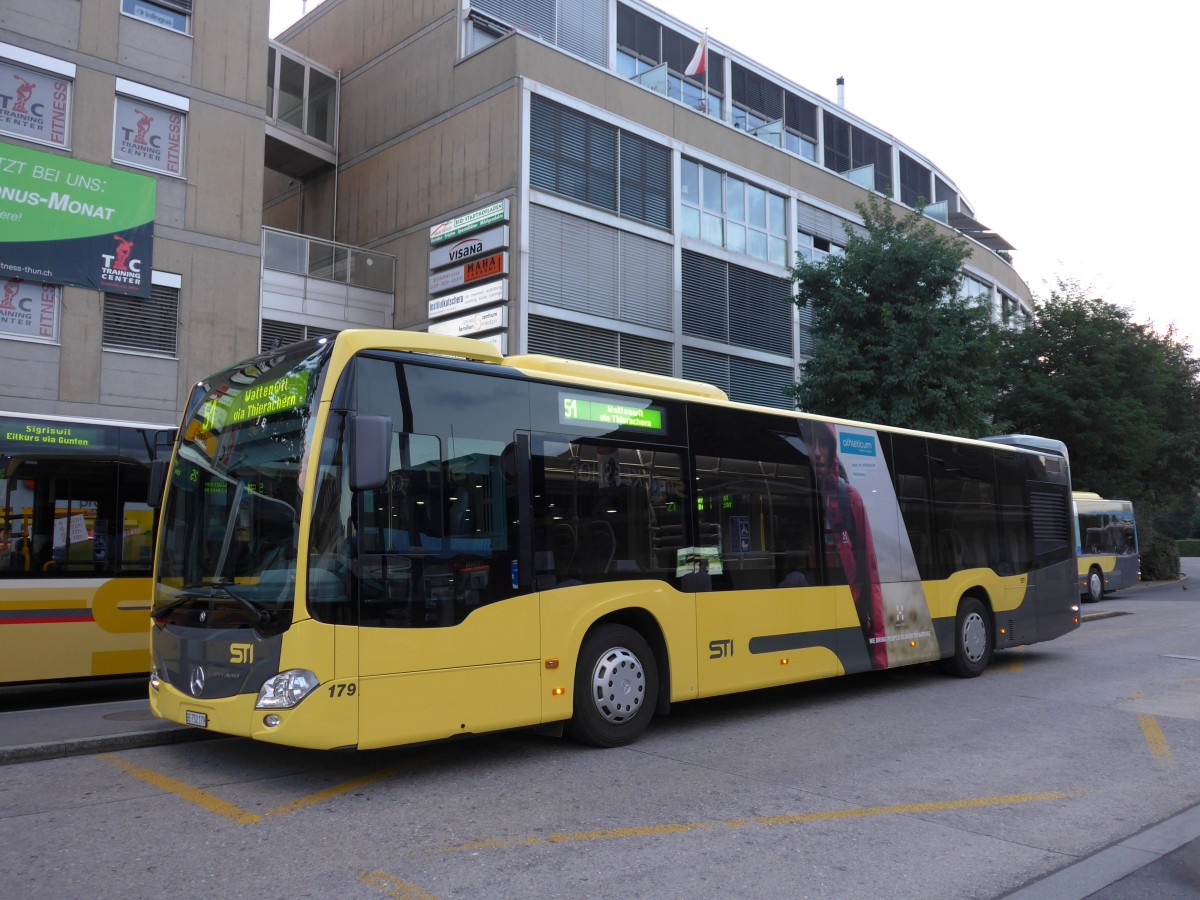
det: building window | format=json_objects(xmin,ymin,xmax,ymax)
[
  {"xmin": 113, "ymin": 85, "xmax": 187, "ymax": 177},
  {"xmin": 823, "ymin": 111, "xmax": 892, "ymax": 195},
  {"xmin": 530, "ymin": 95, "xmax": 671, "ymax": 230},
  {"xmin": 681, "ymin": 159, "xmax": 786, "ymax": 266},
  {"xmin": 783, "ymin": 92, "xmax": 818, "ymax": 162},
  {"xmin": 899, "ymin": 153, "xmax": 932, "ymax": 208},
  {"xmin": 0, "ymin": 279, "xmax": 60, "ymax": 343},
  {"xmin": 616, "ymin": 4, "xmax": 725, "ymax": 121},
  {"xmin": 472, "ymin": 0, "xmax": 607, "ymax": 66},
  {"xmin": 682, "ymin": 250, "xmax": 792, "ymax": 357},
  {"xmin": 103, "ymin": 282, "xmax": 178, "ymax": 356},
  {"xmin": 529, "ymin": 205, "xmax": 672, "ymax": 329},
  {"xmin": 959, "ymin": 274, "xmax": 991, "ymax": 305},
  {"xmin": 682, "ymin": 345, "xmax": 795, "ymax": 410},
  {"xmin": 528, "ymin": 315, "xmax": 672, "ymax": 376},
  {"xmin": 795, "ymin": 231, "xmax": 843, "ymax": 264},
  {"xmin": 261, "ymin": 319, "xmax": 336, "ymax": 353},
  {"xmin": 0, "ymin": 51, "xmax": 73, "ymax": 149},
  {"xmin": 120, "ymin": 0, "xmax": 191, "ymax": 35}
]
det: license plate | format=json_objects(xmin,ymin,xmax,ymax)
[{"xmin": 185, "ymin": 710, "xmax": 208, "ymax": 728}]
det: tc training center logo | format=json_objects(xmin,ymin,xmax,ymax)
[{"xmin": 99, "ymin": 234, "xmax": 143, "ymax": 291}]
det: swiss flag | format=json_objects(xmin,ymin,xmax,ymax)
[{"xmin": 685, "ymin": 35, "xmax": 707, "ymax": 78}]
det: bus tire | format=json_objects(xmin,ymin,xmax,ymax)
[
  {"xmin": 1085, "ymin": 566, "xmax": 1104, "ymax": 603},
  {"xmin": 941, "ymin": 595, "xmax": 992, "ymax": 678},
  {"xmin": 567, "ymin": 624, "xmax": 658, "ymax": 748}
]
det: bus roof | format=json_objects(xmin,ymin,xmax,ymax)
[{"xmin": 313, "ymin": 331, "xmax": 1063, "ymax": 457}]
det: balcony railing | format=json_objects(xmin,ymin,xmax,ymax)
[{"xmin": 262, "ymin": 227, "xmax": 395, "ymax": 294}]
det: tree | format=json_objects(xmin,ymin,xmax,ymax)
[
  {"xmin": 994, "ymin": 279, "xmax": 1200, "ymax": 515},
  {"xmin": 789, "ymin": 196, "xmax": 1001, "ymax": 436}
]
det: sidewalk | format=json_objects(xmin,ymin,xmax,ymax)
[{"xmin": 0, "ymin": 692, "xmax": 209, "ymax": 765}]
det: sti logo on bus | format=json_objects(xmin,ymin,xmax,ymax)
[
  {"xmin": 230, "ymin": 643, "xmax": 253, "ymax": 665},
  {"xmin": 709, "ymin": 638, "xmax": 734, "ymax": 659}
]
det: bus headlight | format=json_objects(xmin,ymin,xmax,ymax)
[{"xmin": 255, "ymin": 669, "xmax": 319, "ymax": 709}]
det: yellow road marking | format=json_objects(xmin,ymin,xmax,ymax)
[
  {"xmin": 103, "ymin": 755, "xmax": 262, "ymax": 824},
  {"xmin": 358, "ymin": 870, "xmax": 439, "ymax": 899},
  {"xmin": 1138, "ymin": 714, "xmax": 1174, "ymax": 764},
  {"xmin": 440, "ymin": 791, "xmax": 1074, "ymax": 852},
  {"xmin": 106, "ymin": 756, "xmax": 419, "ymax": 824},
  {"xmin": 266, "ymin": 761, "xmax": 417, "ymax": 818}
]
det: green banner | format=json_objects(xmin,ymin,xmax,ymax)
[{"xmin": 0, "ymin": 141, "xmax": 156, "ymax": 297}]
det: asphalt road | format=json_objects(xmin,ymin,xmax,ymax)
[{"xmin": 1, "ymin": 569, "xmax": 1198, "ymax": 899}]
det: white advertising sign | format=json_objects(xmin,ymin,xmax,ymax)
[
  {"xmin": 428, "ymin": 225, "xmax": 508, "ymax": 270},
  {"xmin": 428, "ymin": 305, "xmax": 507, "ymax": 338},
  {"xmin": 428, "ymin": 279, "xmax": 507, "ymax": 320},
  {"xmin": 429, "ymin": 199, "xmax": 508, "ymax": 245}
]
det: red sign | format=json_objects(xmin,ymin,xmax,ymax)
[{"xmin": 464, "ymin": 253, "xmax": 504, "ymax": 284}]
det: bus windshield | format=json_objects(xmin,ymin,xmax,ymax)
[{"xmin": 153, "ymin": 340, "xmax": 331, "ymax": 631}]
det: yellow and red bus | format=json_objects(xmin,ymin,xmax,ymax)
[
  {"xmin": 1, "ymin": 411, "xmax": 174, "ymax": 684},
  {"xmin": 1074, "ymin": 491, "xmax": 1139, "ymax": 602},
  {"xmin": 149, "ymin": 331, "xmax": 1079, "ymax": 749}
]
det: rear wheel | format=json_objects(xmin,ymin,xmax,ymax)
[
  {"xmin": 1085, "ymin": 566, "xmax": 1104, "ymax": 603},
  {"xmin": 567, "ymin": 624, "xmax": 658, "ymax": 747},
  {"xmin": 941, "ymin": 596, "xmax": 992, "ymax": 678}
]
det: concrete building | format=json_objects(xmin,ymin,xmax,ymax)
[
  {"xmin": 1, "ymin": 0, "xmax": 269, "ymax": 424},
  {"xmin": 268, "ymin": 0, "xmax": 1030, "ymax": 409},
  {"xmin": 1, "ymin": 0, "xmax": 1032, "ymax": 426}
]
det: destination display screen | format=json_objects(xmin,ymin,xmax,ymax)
[
  {"xmin": 558, "ymin": 390, "xmax": 665, "ymax": 434},
  {"xmin": 197, "ymin": 369, "xmax": 312, "ymax": 431},
  {"xmin": 0, "ymin": 417, "xmax": 109, "ymax": 452}
]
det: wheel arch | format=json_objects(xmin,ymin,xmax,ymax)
[
  {"xmin": 588, "ymin": 607, "xmax": 671, "ymax": 715},
  {"xmin": 949, "ymin": 585, "xmax": 996, "ymax": 653}
]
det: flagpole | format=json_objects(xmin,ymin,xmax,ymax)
[{"xmin": 702, "ymin": 30, "xmax": 709, "ymax": 115}]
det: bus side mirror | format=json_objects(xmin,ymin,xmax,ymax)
[
  {"xmin": 349, "ymin": 415, "xmax": 391, "ymax": 492},
  {"xmin": 147, "ymin": 459, "xmax": 169, "ymax": 508}
]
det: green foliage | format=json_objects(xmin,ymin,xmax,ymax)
[
  {"xmin": 1141, "ymin": 531, "xmax": 1180, "ymax": 581},
  {"xmin": 1175, "ymin": 539, "xmax": 1200, "ymax": 557},
  {"xmin": 994, "ymin": 279, "xmax": 1200, "ymax": 519},
  {"xmin": 789, "ymin": 195, "xmax": 1001, "ymax": 436}
]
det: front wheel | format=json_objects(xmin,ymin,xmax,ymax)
[
  {"xmin": 1085, "ymin": 566, "xmax": 1104, "ymax": 603},
  {"xmin": 567, "ymin": 624, "xmax": 658, "ymax": 747},
  {"xmin": 941, "ymin": 596, "xmax": 992, "ymax": 678}
]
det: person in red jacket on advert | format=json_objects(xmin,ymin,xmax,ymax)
[{"xmin": 803, "ymin": 420, "xmax": 889, "ymax": 670}]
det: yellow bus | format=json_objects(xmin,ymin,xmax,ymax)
[
  {"xmin": 149, "ymin": 331, "xmax": 1079, "ymax": 750},
  {"xmin": 1074, "ymin": 491, "xmax": 1139, "ymax": 602},
  {"xmin": 1, "ymin": 411, "xmax": 174, "ymax": 684}
]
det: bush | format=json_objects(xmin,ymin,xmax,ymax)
[
  {"xmin": 1177, "ymin": 539, "xmax": 1200, "ymax": 558},
  {"xmin": 1141, "ymin": 533, "xmax": 1181, "ymax": 581}
]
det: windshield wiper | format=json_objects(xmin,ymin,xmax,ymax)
[{"xmin": 153, "ymin": 581, "xmax": 274, "ymax": 627}]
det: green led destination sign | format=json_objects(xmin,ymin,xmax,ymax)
[
  {"xmin": 198, "ymin": 370, "xmax": 312, "ymax": 431},
  {"xmin": 559, "ymin": 391, "xmax": 665, "ymax": 433},
  {"xmin": 1, "ymin": 417, "xmax": 105, "ymax": 450}
]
